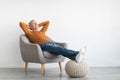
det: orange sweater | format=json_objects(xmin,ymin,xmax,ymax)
[{"xmin": 19, "ymin": 21, "xmax": 50, "ymax": 45}]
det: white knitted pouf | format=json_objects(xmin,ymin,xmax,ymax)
[{"xmin": 65, "ymin": 60, "xmax": 89, "ymax": 78}]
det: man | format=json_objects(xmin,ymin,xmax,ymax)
[{"xmin": 19, "ymin": 20, "xmax": 86, "ymax": 63}]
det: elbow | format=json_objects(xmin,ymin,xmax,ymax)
[
  {"xmin": 19, "ymin": 22, "xmax": 23, "ymax": 28},
  {"xmin": 46, "ymin": 20, "xmax": 49, "ymax": 23},
  {"xmin": 19, "ymin": 22, "xmax": 22, "ymax": 26},
  {"xmin": 19, "ymin": 22, "xmax": 25, "ymax": 27},
  {"xmin": 45, "ymin": 20, "xmax": 50, "ymax": 25}
]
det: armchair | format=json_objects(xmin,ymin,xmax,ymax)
[{"xmin": 19, "ymin": 34, "xmax": 67, "ymax": 75}]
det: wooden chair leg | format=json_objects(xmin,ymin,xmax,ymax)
[
  {"xmin": 25, "ymin": 62, "xmax": 28, "ymax": 73},
  {"xmin": 59, "ymin": 62, "xmax": 62, "ymax": 72},
  {"xmin": 41, "ymin": 64, "xmax": 45, "ymax": 75}
]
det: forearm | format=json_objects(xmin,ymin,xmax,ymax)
[
  {"xmin": 19, "ymin": 22, "xmax": 30, "ymax": 34},
  {"xmin": 38, "ymin": 21, "xmax": 49, "ymax": 27},
  {"xmin": 39, "ymin": 21, "xmax": 49, "ymax": 32}
]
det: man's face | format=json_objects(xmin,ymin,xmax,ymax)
[{"xmin": 29, "ymin": 20, "xmax": 38, "ymax": 30}]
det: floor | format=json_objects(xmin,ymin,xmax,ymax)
[{"xmin": 0, "ymin": 67, "xmax": 120, "ymax": 80}]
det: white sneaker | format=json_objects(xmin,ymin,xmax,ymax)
[{"xmin": 75, "ymin": 48, "xmax": 86, "ymax": 63}]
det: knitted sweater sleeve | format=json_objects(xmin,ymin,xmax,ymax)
[
  {"xmin": 19, "ymin": 22, "xmax": 30, "ymax": 34},
  {"xmin": 38, "ymin": 21, "xmax": 49, "ymax": 33}
]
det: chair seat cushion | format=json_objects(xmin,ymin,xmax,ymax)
[{"xmin": 43, "ymin": 51, "xmax": 59, "ymax": 58}]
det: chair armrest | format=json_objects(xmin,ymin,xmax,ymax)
[
  {"xmin": 54, "ymin": 42, "xmax": 67, "ymax": 48},
  {"xmin": 47, "ymin": 36, "xmax": 67, "ymax": 48}
]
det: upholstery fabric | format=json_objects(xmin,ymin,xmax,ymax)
[{"xmin": 19, "ymin": 34, "xmax": 66, "ymax": 63}]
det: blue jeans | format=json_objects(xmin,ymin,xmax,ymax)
[{"xmin": 41, "ymin": 42, "xmax": 79, "ymax": 60}]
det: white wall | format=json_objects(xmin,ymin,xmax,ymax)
[{"xmin": 0, "ymin": 0, "xmax": 120, "ymax": 68}]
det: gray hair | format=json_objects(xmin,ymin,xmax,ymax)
[{"xmin": 28, "ymin": 20, "xmax": 35, "ymax": 26}]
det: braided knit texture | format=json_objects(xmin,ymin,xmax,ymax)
[{"xmin": 65, "ymin": 60, "xmax": 89, "ymax": 78}]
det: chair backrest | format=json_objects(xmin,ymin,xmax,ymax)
[
  {"xmin": 20, "ymin": 34, "xmax": 31, "ymax": 44},
  {"xmin": 20, "ymin": 34, "xmax": 53, "ymax": 43},
  {"xmin": 19, "ymin": 34, "xmax": 30, "ymax": 62},
  {"xmin": 19, "ymin": 34, "xmax": 44, "ymax": 63}
]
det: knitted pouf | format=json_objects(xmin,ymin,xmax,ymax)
[{"xmin": 65, "ymin": 60, "xmax": 89, "ymax": 78}]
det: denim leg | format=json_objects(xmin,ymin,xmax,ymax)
[{"xmin": 41, "ymin": 42, "xmax": 79, "ymax": 60}]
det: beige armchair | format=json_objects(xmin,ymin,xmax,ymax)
[{"xmin": 19, "ymin": 34, "xmax": 67, "ymax": 75}]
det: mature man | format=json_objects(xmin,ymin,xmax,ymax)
[{"xmin": 19, "ymin": 20, "xmax": 86, "ymax": 63}]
